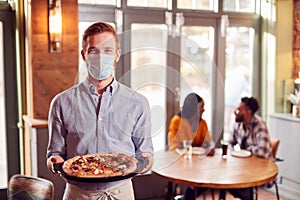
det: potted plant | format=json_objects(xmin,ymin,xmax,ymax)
[{"xmin": 287, "ymin": 89, "xmax": 300, "ymax": 117}]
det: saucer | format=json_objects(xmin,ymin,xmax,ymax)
[
  {"xmin": 192, "ymin": 147, "xmax": 206, "ymax": 155},
  {"xmin": 231, "ymin": 150, "xmax": 251, "ymax": 158}
]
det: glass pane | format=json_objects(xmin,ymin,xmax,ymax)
[
  {"xmin": 127, "ymin": 0, "xmax": 168, "ymax": 8},
  {"xmin": 223, "ymin": 0, "xmax": 256, "ymax": 13},
  {"xmin": 78, "ymin": 0, "xmax": 117, "ymax": 6},
  {"xmin": 129, "ymin": 24, "xmax": 168, "ymax": 152},
  {"xmin": 0, "ymin": 21, "xmax": 8, "ymax": 188},
  {"xmin": 180, "ymin": 26, "xmax": 215, "ymax": 132},
  {"xmin": 224, "ymin": 27, "xmax": 254, "ymax": 138},
  {"xmin": 177, "ymin": 0, "xmax": 215, "ymax": 11}
]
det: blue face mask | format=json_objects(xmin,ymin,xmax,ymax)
[{"xmin": 87, "ymin": 54, "xmax": 115, "ymax": 80}]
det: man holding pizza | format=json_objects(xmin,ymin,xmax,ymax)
[{"xmin": 46, "ymin": 22, "xmax": 153, "ymax": 200}]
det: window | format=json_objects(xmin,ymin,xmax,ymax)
[
  {"xmin": 78, "ymin": 0, "xmax": 117, "ymax": 6},
  {"xmin": 78, "ymin": 0, "xmax": 261, "ymax": 151},
  {"xmin": 180, "ymin": 25, "xmax": 215, "ymax": 130},
  {"xmin": 223, "ymin": 0, "xmax": 256, "ymax": 13},
  {"xmin": 127, "ymin": 0, "xmax": 168, "ymax": 8},
  {"xmin": 224, "ymin": 27, "xmax": 254, "ymax": 138},
  {"xmin": 177, "ymin": 0, "xmax": 216, "ymax": 11},
  {"xmin": 129, "ymin": 24, "xmax": 168, "ymax": 151}
]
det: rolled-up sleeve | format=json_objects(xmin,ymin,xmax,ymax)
[
  {"xmin": 132, "ymin": 95, "xmax": 153, "ymax": 157},
  {"xmin": 249, "ymin": 125, "xmax": 272, "ymax": 159},
  {"xmin": 47, "ymin": 96, "xmax": 67, "ymax": 159}
]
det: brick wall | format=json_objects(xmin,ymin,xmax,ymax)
[
  {"xmin": 25, "ymin": 0, "xmax": 78, "ymax": 119},
  {"xmin": 293, "ymin": 0, "xmax": 300, "ymax": 78}
]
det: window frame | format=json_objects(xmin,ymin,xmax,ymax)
[
  {"xmin": 78, "ymin": 0, "xmax": 262, "ymax": 146},
  {"xmin": 0, "ymin": 5, "xmax": 20, "ymax": 190}
]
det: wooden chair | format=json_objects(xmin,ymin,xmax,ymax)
[
  {"xmin": 254, "ymin": 138, "xmax": 282, "ymax": 200},
  {"xmin": 271, "ymin": 138, "xmax": 284, "ymax": 162},
  {"xmin": 8, "ymin": 174, "xmax": 54, "ymax": 200},
  {"xmin": 271, "ymin": 138, "xmax": 280, "ymax": 160},
  {"xmin": 270, "ymin": 138, "xmax": 282, "ymax": 200}
]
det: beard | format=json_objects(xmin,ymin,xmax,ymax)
[{"xmin": 235, "ymin": 114, "xmax": 244, "ymax": 122}]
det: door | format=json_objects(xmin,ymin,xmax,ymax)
[
  {"xmin": 179, "ymin": 17, "xmax": 219, "ymax": 141},
  {"xmin": 123, "ymin": 11, "xmax": 221, "ymax": 151},
  {"xmin": 78, "ymin": 1, "xmax": 261, "ymax": 151},
  {"xmin": 223, "ymin": 18, "xmax": 259, "ymax": 139},
  {"xmin": 0, "ymin": 6, "xmax": 20, "ymax": 191},
  {"xmin": 123, "ymin": 12, "xmax": 169, "ymax": 152}
]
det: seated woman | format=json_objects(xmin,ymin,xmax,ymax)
[
  {"xmin": 168, "ymin": 93, "xmax": 215, "ymax": 200},
  {"xmin": 168, "ymin": 93, "xmax": 214, "ymax": 153}
]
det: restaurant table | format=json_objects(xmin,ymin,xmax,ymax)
[{"xmin": 152, "ymin": 149, "xmax": 278, "ymax": 200}]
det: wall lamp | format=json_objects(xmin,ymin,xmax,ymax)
[{"xmin": 48, "ymin": 0, "xmax": 62, "ymax": 53}]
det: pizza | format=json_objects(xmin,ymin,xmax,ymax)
[{"xmin": 62, "ymin": 152, "xmax": 138, "ymax": 178}]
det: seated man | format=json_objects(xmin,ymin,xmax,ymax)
[{"xmin": 227, "ymin": 96, "xmax": 272, "ymax": 200}]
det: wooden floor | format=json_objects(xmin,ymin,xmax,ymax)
[
  {"xmin": 143, "ymin": 187, "xmax": 285, "ymax": 200},
  {"xmin": 195, "ymin": 188, "xmax": 284, "ymax": 200}
]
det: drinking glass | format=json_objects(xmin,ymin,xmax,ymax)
[
  {"xmin": 221, "ymin": 140, "xmax": 229, "ymax": 159},
  {"xmin": 183, "ymin": 140, "xmax": 192, "ymax": 159}
]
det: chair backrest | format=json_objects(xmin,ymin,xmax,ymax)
[
  {"xmin": 270, "ymin": 138, "xmax": 280, "ymax": 158},
  {"xmin": 8, "ymin": 174, "xmax": 54, "ymax": 200}
]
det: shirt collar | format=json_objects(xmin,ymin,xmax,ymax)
[
  {"xmin": 248, "ymin": 115, "xmax": 259, "ymax": 126},
  {"xmin": 242, "ymin": 115, "xmax": 258, "ymax": 132},
  {"xmin": 83, "ymin": 77, "xmax": 117, "ymax": 96}
]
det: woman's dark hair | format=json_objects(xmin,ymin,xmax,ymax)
[
  {"xmin": 241, "ymin": 97, "xmax": 259, "ymax": 114},
  {"xmin": 180, "ymin": 93, "xmax": 203, "ymax": 119}
]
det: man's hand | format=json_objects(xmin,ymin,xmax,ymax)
[
  {"xmin": 138, "ymin": 152, "xmax": 153, "ymax": 174},
  {"xmin": 47, "ymin": 155, "xmax": 65, "ymax": 174}
]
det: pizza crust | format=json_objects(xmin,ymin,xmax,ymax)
[{"xmin": 62, "ymin": 152, "xmax": 138, "ymax": 178}]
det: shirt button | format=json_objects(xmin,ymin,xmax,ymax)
[{"xmin": 99, "ymin": 117, "xmax": 103, "ymax": 121}]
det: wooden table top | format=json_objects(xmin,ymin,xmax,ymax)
[{"xmin": 152, "ymin": 149, "xmax": 278, "ymax": 189}]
